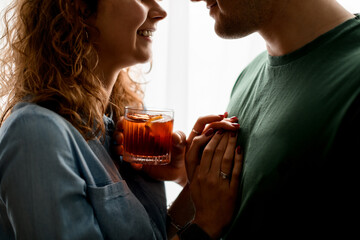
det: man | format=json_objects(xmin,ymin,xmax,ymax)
[{"xmin": 189, "ymin": 0, "xmax": 360, "ymax": 239}]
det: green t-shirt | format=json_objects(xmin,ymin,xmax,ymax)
[{"xmin": 225, "ymin": 16, "xmax": 360, "ymax": 239}]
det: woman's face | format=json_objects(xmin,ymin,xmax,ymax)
[{"xmin": 92, "ymin": 0, "xmax": 167, "ymax": 70}]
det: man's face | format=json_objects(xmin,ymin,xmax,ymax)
[{"xmin": 194, "ymin": 0, "xmax": 276, "ymax": 39}]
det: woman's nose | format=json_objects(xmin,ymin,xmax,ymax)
[{"xmin": 149, "ymin": 3, "xmax": 167, "ymax": 21}]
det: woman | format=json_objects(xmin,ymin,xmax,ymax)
[{"xmin": 0, "ymin": 0, "xmax": 242, "ymax": 239}]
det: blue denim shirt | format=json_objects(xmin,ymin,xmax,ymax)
[{"xmin": 0, "ymin": 102, "xmax": 167, "ymax": 239}]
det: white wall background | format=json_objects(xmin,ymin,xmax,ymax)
[{"xmin": 1, "ymin": 0, "xmax": 359, "ymax": 205}]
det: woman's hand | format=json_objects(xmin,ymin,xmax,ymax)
[
  {"xmin": 186, "ymin": 114, "xmax": 240, "ymax": 182},
  {"xmin": 186, "ymin": 129, "xmax": 243, "ymax": 239},
  {"xmin": 113, "ymin": 116, "xmax": 125, "ymax": 156},
  {"xmin": 139, "ymin": 130, "xmax": 187, "ymax": 186},
  {"xmin": 186, "ymin": 113, "xmax": 239, "ymax": 147},
  {"xmin": 113, "ymin": 113, "xmax": 240, "ymax": 187}
]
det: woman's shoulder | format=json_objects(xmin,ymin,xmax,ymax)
[
  {"xmin": 0, "ymin": 102, "xmax": 92, "ymax": 178},
  {"xmin": 0, "ymin": 102, "xmax": 85, "ymax": 149},
  {"xmin": 6, "ymin": 101, "xmax": 68, "ymax": 125}
]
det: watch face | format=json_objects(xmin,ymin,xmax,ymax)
[{"xmin": 178, "ymin": 223, "xmax": 211, "ymax": 240}]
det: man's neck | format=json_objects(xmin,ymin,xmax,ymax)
[{"xmin": 259, "ymin": 0, "xmax": 355, "ymax": 56}]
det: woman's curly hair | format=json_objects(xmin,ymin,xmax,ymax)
[{"xmin": 0, "ymin": 0, "xmax": 144, "ymax": 140}]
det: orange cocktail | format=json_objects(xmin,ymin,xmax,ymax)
[{"xmin": 123, "ymin": 107, "xmax": 174, "ymax": 165}]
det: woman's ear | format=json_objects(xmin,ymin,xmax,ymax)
[{"xmin": 74, "ymin": 0, "xmax": 92, "ymax": 19}]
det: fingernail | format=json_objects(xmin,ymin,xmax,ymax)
[
  {"xmin": 237, "ymin": 146, "xmax": 242, "ymax": 154},
  {"xmin": 230, "ymin": 116, "xmax": 238, "ymax": 122},
  {"xmin": 232, "ymin": 123, "xmax": 240, "ymax": 127},
  {"xmin": 205, "ymin": 128, "xmax": 214, "ymax": 136},
  {"xmin": 219, "ymin": 114, "xmax": 225, "ymax": 118},
  {"xmin": 217, "ymin": 129, "xmax": 224, "ymax": 135},
  {"xmin": 224, "ymin": 112, "xmax": 228, "ymax": 117},
  {"xmin": 231, "ymin": 131, "xmax": 237, "ymax": 137}
]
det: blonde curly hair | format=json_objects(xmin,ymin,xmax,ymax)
[{"xmin": 0, "ymin": 0, "xmax": 144, "ymax": 140}]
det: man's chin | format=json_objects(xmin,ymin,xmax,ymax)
[
  {"xmin": 214, "ymin": 25, "xmax": 237, "ymax": 39},
  {"xmin": 214, "ymin": 23, "xmax": 254, "ymax": 40}
]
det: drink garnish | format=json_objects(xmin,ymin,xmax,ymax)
[
  {"xmin": 127, "ymin": 113, "xmax": 150, "ymax": 121},
  {"xmin": 145, "ymin": 115, "xmax": 163, "ymax": 128},
  {"xmin": 148, "ymin": 115, "xmax": 163, "ymax": 122}
]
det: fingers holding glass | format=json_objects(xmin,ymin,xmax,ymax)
[
  {"xmin": 113, "ymin": 130, "xmax": 124, "ymax": 156},
  {"xmin": 170, "ymin": 130, "xmax": 187, "ymax": 168}
]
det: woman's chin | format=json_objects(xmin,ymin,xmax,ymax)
[{"xmin": 135, "ymin": 55, "xmax": 152, "ymax": 65}]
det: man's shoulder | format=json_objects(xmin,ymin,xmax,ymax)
[
  {"xmin": 247, "ymin": 51, "xmax": 268, "ymax": 68},
  {"xmin": 231, "ymin": 51, "xmax": 268, "ymax": 89}
]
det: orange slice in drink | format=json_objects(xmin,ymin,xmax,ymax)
[
  {"xmin": 127, "ymin": 113, "xmax": 150, "ymax": 121},
  {"xmin": 145, "ymin": 115, "xmax": 163, "ymax": 134},
  {"xmin": 145, "ymin": 115, "xmax": 163, "ymax": 128}
]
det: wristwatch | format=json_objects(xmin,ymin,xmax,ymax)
[{"xmin": 177, "ymin": 222, "xmax": 211, "ymax": 240}]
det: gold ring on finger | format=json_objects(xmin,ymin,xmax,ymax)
[{"xmin": 220, "ymin": 171, "xmax": 230, "ymax": 180}]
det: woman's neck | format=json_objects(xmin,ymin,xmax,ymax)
[{"xmin": 95, "ymin": 63, "xmax": 121, "ymax": 107}]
